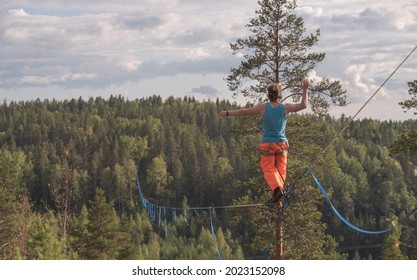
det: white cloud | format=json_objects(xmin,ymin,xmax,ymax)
[
  {"xmin": 185, "ymin": 48, "xmax": 211, "ymax": 60},
  {"xmin": 191, "ymin": 85, "xmax": 220, "ymax": 98},
  {"xmin": 298, "ymin": 1, "xmax": 417, "ymax": 119},
  {"xmin": 120, "ymin": 58, "xmax": 142, "ymax": 73},
  {"xmin": 345, "ymin": 64, "xmax": 369, "ymax": 94},
  {"xmin": 0, "ymin": 3, "xmax": 245, "ymax": 89},
  {"xmin": 0, "ymin": 1, "xmax": 417, "ymax": 120},
  {"xmin": 69, "ymin": 72, "xmax": 96, "ymax": 81},
  {"xmin": 7, "ymin": 8, "xmax": 28, "ymax": 16},
  {"xmin": 297, "ymin": 6, "xmax": 323, "ymax": 17}
]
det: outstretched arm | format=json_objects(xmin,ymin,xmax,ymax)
[
  {"xmin": 284, "ymin": 80, "xmax": 309, "ymax": 115},
  {"xmin": 218, "ymin": 103, "xmax": 264, "ymax": 118}
]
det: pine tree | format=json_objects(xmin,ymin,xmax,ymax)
[
  {"xmin": 380, "ymin": 223, "xmax": 406, "ymax": 260},
  {"xmin": 391, "ymin": 80, "xmax": 417, "ymax": 154},
  {"xmin": 227, "ymin": 0, "xmax": 346, "ymax": 115},
  {"xmin": 399, "ymin": 80, "xmax": 417, "ymax": 114},
  {"xmin": 117, "ymin": 214, "xmax": 136, "ymax": 259},
  {"xmin": 1, "ymin": 95, "xmax": 415, "ymax": 260},
  {"xmin": 26, "ymin": 212, "xmax": 66, "ymax": 260},
  {"xmin": 146, "ymin": 232, "xmax": 161, "ymax": 260},
  {"xmin": 83, "ymin": 188, "xmax": 123, "ymax": 259},
  {"xmin": 223, "ymin": 0, "xmax": 355, "ymax": 260},
  {"xmin": 0, "ymin": 149, "xmax": 32, "ymax": 259},
  {"xmin": 146, "ymin": 155, "xmax": 173, "ymax": 203},
  {"xmin": 69, "ymin": 205, "xmax": 90, "ymax": 259},
  {"xmin": 49, "ymin": 156, "xmax": 74, "ymax": 241},
  {"xmin": 196, "ymin": 228, "xmax": 217, "ymax": 259}
]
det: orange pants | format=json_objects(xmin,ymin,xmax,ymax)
[{"xmin": 259, "ymin": 142, "xmax": 288, "ymax": 191}]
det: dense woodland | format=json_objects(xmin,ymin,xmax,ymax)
[{"xmin": 0, "ymin": 95, "xmax": 416, "ymax": 260}]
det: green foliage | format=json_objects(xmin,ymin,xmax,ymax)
[
  {"xmin": 399, "ymin": 80, "xmax": 417, "ymax": 114},
  {"xmin": 82, "ymin": 188, "xmax": 124, "ymax": 259},
  {"xmin": 316, "ymin": 118, "xmax": 417, "ymax": 259},
  {"xmin": 390, "ymin": 129, "xmax": 417, "ymax": 155},
  {"xmin": 0, "ymin": 96, "xmax": 245, "ymax": 260},
  {"xmin": 69, "ymin": 205, "xmax": 90, "ymax": 259},
  {"xmin": 227, "ymin": 0, "xmax": 346, "ymax": 115},
  {"xmin": 146, "ymin": 155, "xmax": 173, "ymax": 201},
  {"xmin": 380, "ymin": 219, "xmax": 406, "ymax": 260},
  {"xmin": 0, "ymin": 96, "xmax": 416, "ymax": 260},
  {"xmin": 391, "ymin": 80, "xmax": 417, "ymax": 155},
  {"xmin": 26, "ymin": 212, "xmax": 67, "ymax": 260},
  {"xmin": 0, "ymin": 149, "xmax": 32, "ymax": 259}
]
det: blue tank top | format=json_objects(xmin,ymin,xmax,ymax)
[{"xmin": 261, "ymin": 103, "xmax": 288, "ymax": 143}]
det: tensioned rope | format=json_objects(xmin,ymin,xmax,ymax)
[
  {"xmin": 259, "ymin": 45, "xmax": 417, "ymax": 256},
  {"xmin": 286, "ymin": 45, "xmax": 417, "ymax": 198},
  {"xmin": 313, "ymin": 44, "xmax": 417, "ymax": 165},
  {"xmin": 136, "ymin": 45, "xmax": 417, "ymax": 259},
  {"xmin": 310, "ymin": 167, "xmax": 389, "ymax": 234},
  {"xmin": 284, "ymin": 45, "xmax": 417, "ymax": 231},
  {"xmin": 136, "ymin": 171, "xmax": 276, "ymax": 259}
]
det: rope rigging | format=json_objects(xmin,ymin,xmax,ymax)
[
  {"xmin": 262, "ymin": 46, "xmax": 417, "ymax": 258},
  {"xmin": 311, "ymin": 44, "xmax": 417, "ymax": 165},
  {"xmin": 134, "ymin": 45, "xmax": 417, "ymax": 259},
  {"xmin": 280, "ymin": 44, "xmax": 417, "ymax": 225}
]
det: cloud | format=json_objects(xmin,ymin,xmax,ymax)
[
  {"xmin": 1, "ymin": 1, "xmax": 417, "ymax": 120},
  {"xmin": 0, "ymin": 0, "xmax": 179, "ymax": 14},
  {"xmin": 0, "ymin": 5, "xmax": 244, "ymax": 88},
  {"xmin": 300, "ymin": 3, "xmax": 417, "ymax": 96},
  {"xmin": 191, "ymin": 85, "xmax": 220, "ymax": 98},
  {"xmin": 7, "ymin": 8, "xmax": 28, "ymax": 16},
  {"xmin": 326, "ymin": 6, "xmax": 417, "ymax": 33},
  {"xmin": 121, "ymin": 15, "xmax": 163, "ymax": 30},
  {"xmin": 185, "ymin": 47, "xmax": 211, "ymax": 60},
  {"xmin": 0, "ymin": 3, "xmax": 248, "ymax": 89}
]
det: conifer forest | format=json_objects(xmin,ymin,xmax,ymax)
[{"xmin": 1, "ymin": 95, "xmax": 416, "ymax": 260}]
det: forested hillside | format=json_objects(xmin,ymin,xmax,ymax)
[{"xmin": 0, "ymin": 96, "xmax": 416, "ymax": 260}]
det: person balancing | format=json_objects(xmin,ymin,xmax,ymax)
[{"xmin": 218, "ymin": 80, "xmax": 310, "ymax": 203}]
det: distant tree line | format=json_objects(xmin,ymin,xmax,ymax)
[{"xmin": 0, "ymin": 96, "xmax": 416, "ymax": 259}]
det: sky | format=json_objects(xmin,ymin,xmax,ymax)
[{"xmin": 0, "ymin": 0, "xmax": 417, "ymax": 120}]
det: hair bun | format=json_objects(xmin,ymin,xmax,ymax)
[{"xmin": 267, "ymin": 82, "xmax": 282, "ymax": 102}]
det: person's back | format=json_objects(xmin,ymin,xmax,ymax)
[
  {"xmin": 261, "ymin": 102, "xmax": 288, "ymax": 143},
  {"xmin": 218, "ymin": 80, "xmax": 309, "ymax": 203}
]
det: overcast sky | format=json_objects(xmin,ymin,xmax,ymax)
[{"xmin": 1, "ymin": 0, "xmax": 416, "ymax": 120}]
